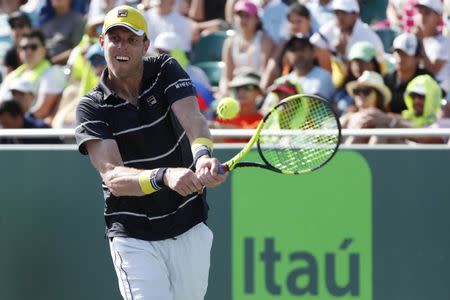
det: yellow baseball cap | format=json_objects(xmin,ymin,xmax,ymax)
[{"xmin": 102, "ymin": 5, "xmax": 148, "ymax": 38}]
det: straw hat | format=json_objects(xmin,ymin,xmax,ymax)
[{"xmin": 346, "ymin": 71, "xmax": 392, "ymax": 105}]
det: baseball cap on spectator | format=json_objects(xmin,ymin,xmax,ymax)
[
  {"xmin": 408, "ymin": 83, "xmax": 427, "ymax": 95},
  {"xmin": 9, "ymin": 78, "xmax": 36, "ymax": 94},
  {"xmin": 102, "ymin": 5, "xmax": 148, "ymax": 37},
  {"xmin": 416, "ymin": 0, "xmax": 443, "ymax": 14},
  {"xmin": 229, "ymin": 67, "xmax": 261, "ymax": 88},
  {"xmin": 234, "ymin": 0, "xmax": 259, "ymax": 16},
  {"xmin": 154, "ymin": 32, "xmax": 179, "ymax": 52},
  {"xmin": 86, "ymin": 43, "xmax": 103, "ymax": 59},
  {"xmin": 271, "ymin": 80, "xmax": 299, "ymax": 96},
  {"xmin": 348, "ymin": 41, "xmax": 377, "ymax": 62},
  {"xmin": 153, "ymin": 32, "xmax": 189, "ymax": 67},
  {"xmin": 332, "ymin": 0, "xmax": 360, "ymax": 13},
  {"xmin": 7, "ymin": 11, "xmax": 31, "ymax": 28},
  {"xmin": 85, "ymin": 43, "xmax": 106, "ymax": 66},
  {"xmin": 392, "ymin": 33, "xmax": 419, "ymax": 56},
  {"xmin": 86, "ymin": 14, "xmax": 105, "ymax": 37}
]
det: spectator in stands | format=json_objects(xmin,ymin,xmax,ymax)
[
  {"xmin": 154, "ymin": 31, "xmax": 214, "ymax": 113},
  {"xmin": 88, "ymin": 0, "xmax": 126, "ymax": 23},
  {"xmin": 340, "ymin": 71, "xmax": 393, "ymax": 144},
  {"xmin": 212, "ymin": 67, "xmax": 263, "ymax": 133},
  {"xmin": 226, "ymin": 0, "xmax": 288, "ymax": 44},
  {"xmin": 0, "ymin": 0, "xmax": 28, "ymax": 69},
  {"xmin": 358, "ymin": 74, "xmax": 445, "ymax": 143},
  {"xmin": 0, "ymin": 30, "xmax": 66, "ymax": 122},
  {"xmin": 220, "ymin": 0, "xmax": 274, "ymax": 96},
  {"xmin": 347, "ymin": 41, "xmax": 384, "ymax": 81},
  {"xmin": 414, "ymin": 0, "xmax": 450, "ymax": 99},
  {"xmin": 155, "ymin": 31, "xmax": 210, "ymax": 88},
  {"xmin": 0, "ymin": 0, "xmax": 27, "ymax": 14},
  {"xmin": 8, "ymin": 77, "xmax": 36, "ymax": 112},
  {"xmin": 397, "ymin": 74, "xmax": 445, "ymax": 143},
  {"xmin": 401, "ymin": 74, "xmax": 442, "ymax": 127},
  {"xmin": 304, "ymin": 0, "xmax": 334, "ymax": 33},
  {"xmin": 333, "ymin": 41, "xmax": 386, "ymax": 114},
  {"xmin": 3, "ymin": 11, "xmax": 32, "ymax": 75},
  {"xmin": 0, "ymin": 99, "xmax": 62, "ymax": 144},
  {"xmin": 258, "ymin": 0, "xmax": 289, "ymax": 44},
  {"xmin": 64, "ymin": 14, "xmax": 105, "ymax": 100},
  {"xmin": 372, "ymin": 0, "xmax": 409, "ymax": 32},
  {"xmin": 260, "ymin": 78, "xmax": 303, "ymax": 115},
  {"xmin": 52, "ymin": 43, "xmax": 106, "ymax": 129},
  {"xmin": 270, "ymin": 35, "xmax": 335, "ymax": 101},
  {"xmin": 444, "ymin": 0, "xmax": 450, "ymax": 37},
  {"xmin": 40, "ymin": 0, "xmax": 85, "ymax": 65},
  {"xmin": 260, "ymin": 2, "xmax": 313, "ymax": 90},
  {"xmin": 384, "ymin": 32, "xmax": 432, "ymax": 113},
  {"xmin": 145, "ymin": 0, "xmax": 196, "ymax": 55},
  {"xmin": 175, "ymin": 0, "xmax": 227, "ymax": 21},
  {"xmin": 430, "ymin": 98, "xmax": 450, "ymax": 143},
  {"xmin": 310, "ymin": 0, "xmax": 384, "ymax": 87}
]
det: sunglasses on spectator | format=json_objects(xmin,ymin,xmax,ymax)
[
  {"xmin": 353, "ymin": 87, "xmax": 373, "ymax": 96},
  {"xmin": 11, "ymin": 22, "xmax": 27, "ymax": 29},
  {"xmin": 20, "ymin": 43, "xmax": 39, "ymax": 51}
]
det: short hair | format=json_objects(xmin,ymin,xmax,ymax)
[
  {"xmin": 7, "ymin": 11, "xmax": 32, "ymax": 28},
  {"xmin": 287, "ymin": 3, "xmax": 311, "ymax": 19},
  {"xmin": 0, "ymin": 100, "xmax": 23, "ymax": 117},
  {"xmin": 286, "ymin": 36, "xmax": 313, "ymax": 51},
  {"xmin": 20, "ymin": 29, "xmax": 46, "ymax": 47}
]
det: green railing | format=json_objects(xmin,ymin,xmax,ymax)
[{"xmin": 0, "ymin": 148, "xmax": 448, "ymax": 300}]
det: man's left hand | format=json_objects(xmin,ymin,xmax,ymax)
[{"xmin": 195, "ymin": 156, "xmax": 228, "ymax": 188}]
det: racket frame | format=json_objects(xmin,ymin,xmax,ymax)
[{"xmin": 220, "ymin": 94, "xmax": 342, "ymax": 174}]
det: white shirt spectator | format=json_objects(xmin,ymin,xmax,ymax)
[
  {"xmin": 422, "ymin": 34, "xmax": 450, "ymax": 98},
  {"xmin": 283, "ymin": 66, "xmax": 336, "ymax": 99},
  {"xmin": 259, "ymin": 0, "xmax": 288, "ymax": 44},
  {"xmin": 145, "ymin": 8, "xmax": 194, "ymax": 54},
  {"xmin": 262, "ymin": 66, "xmax": 336, "ymax": 113},
  {"xmin": 305, "ymin": 0, "xmax": 334, "ymax": 33},
  {"xmin": 0, "ymin": 65, "xmax": 66, "ymax": 109},
  {"xmin": 87, "ymin": 0, "xmax": 126, "ymax": 24},
  {"xmin": 310, "ymin": 18, "xmax": 384, "ymax": 59}
]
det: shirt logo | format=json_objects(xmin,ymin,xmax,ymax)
[
  {"xmin": 175, "ymin": 81, "xmax": 193, "ymax": 89},
  {"xmin": 146, "ymin": 95, "xmax": 157, "ymax": 106},
  {"xmin": 117, "ymin": 9, "xmax": 128, "ymax": 17}
]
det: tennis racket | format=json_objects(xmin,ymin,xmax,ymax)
[{"xmin": 218, "ymin": 94, "xmax": 341, "ymax": 175}]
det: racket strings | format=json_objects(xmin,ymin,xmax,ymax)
[{"xmin": 258, "ymin": 96, "xmax": 340, "ymax": 173}]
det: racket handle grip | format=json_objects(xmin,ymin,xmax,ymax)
[{"xmin": 218, "ymin": 164, "xmax": 229, "ymax": 174}]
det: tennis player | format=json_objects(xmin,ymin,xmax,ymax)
[{"xmin": 75, "ymin": 5, "xmax": 227, "ymax": 300}]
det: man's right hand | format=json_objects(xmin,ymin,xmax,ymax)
[{"xmin": 164, "ymin": 168, "xmax": 204, "ymax": 196}]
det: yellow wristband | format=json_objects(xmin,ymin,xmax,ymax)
[
  {"xmin": 191, "ymin": 137, "xmax": 214, "ymax": 152},
  {"xmin": 138, "ymin": 170, "xmax": 156, "ymax": 195}
]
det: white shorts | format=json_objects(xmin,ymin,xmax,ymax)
[{"xmin": 109, "ymin": 222, "xmax": 214, "ymax": 300}]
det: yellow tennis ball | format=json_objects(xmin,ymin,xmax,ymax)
[{"xmin": 217, "ymin": 97, "xmax": 240, "ymax": 119}]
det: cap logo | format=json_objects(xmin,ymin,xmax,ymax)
[
  {"xmin": 405, "ymin": 38, "xmax": 415, "ymax": 51},
  {"xmin": 117, "ymin": 9, "xmax": 128, "ymax": 17}
]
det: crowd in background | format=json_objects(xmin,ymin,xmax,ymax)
[{"xmin": 0, "ymin": 0, "xmax": 449, "ymax": 144}]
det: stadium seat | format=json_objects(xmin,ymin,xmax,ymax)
[
  {"xmin": 190, "ymin": 30, "xmax": 233, "ymax": 64},
  {"xmin": 193, "ymin": 61, "xmax": 225, "ymax": 87},
  {"xmin": 375, "ymin": 28, "xmax": 399, "ymax": 53},
  {"xmin": 359, "ymin": 0, "xmax": 388, "ymax": 25}
]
